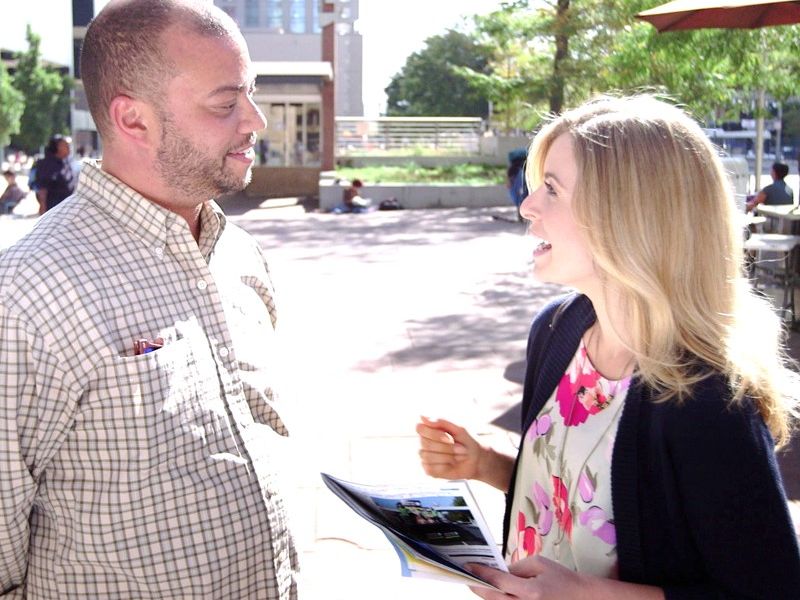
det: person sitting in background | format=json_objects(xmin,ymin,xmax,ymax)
[
  {"xmin": 746, "ymin": 161, "xmax": 793, "ymax": 211},
  {"xmin": 0, "ymin": 169, "xmax": 26, "ymax": 215},
  {"xmin": 338, "ymin": 178, "xmax": 372, "ymax": 213}
]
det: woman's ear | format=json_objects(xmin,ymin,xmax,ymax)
[{"xmin": 108, "ymin": 95, "xmax": 157, "ymax": 148}]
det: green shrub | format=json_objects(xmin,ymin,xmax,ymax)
[{"xmin": 336, "ymin": 163, "xmax": 505, "ymax": 185}]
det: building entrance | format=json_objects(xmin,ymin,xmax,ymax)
[{"xmin": 261, "ymin": 102, "xmax": 321, "ymax": 167}]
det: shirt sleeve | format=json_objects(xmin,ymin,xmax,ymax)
[
  {"xmin": 256, "ymin": 245, "xmax": 278, "ymax": 330},
  {"xmin": 0, "ymin": 301, "xmax": 38, "ymax": 594},
  {"xmin": 0, "ymin": 296, "xmax": 80, "ymax": 596},
  {"xmin": 663, "ymin": 390, "xmax": 800, "ymax": 599},
  {"xmin": 34, "ymin": 159, "xmax": 52, "ymax": 190}
]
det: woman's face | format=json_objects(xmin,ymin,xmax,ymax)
[{"xmin": 520, "ymin": 133, "xmax": 598, "ymax": 292}]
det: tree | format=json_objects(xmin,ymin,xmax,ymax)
[
  {"xmin": 0, "ymin": 61, "xmax": 24, "ymax": 149},
  {"xmin": 461, "ymin": 1, "xmax": 800, "ymax": 132},
  {"xmin": 603, "ymin": 19, "xmax": 800, "ymax": 123},
  {"xmin": 385, "ymin": 29, "xmax": 491, "ymax": 117},
  {"xmin": 457, "ymin": 2, "xmax": 546, "ymax": 133},
  {"xmin": 11, "ymin": 25, "xmax": 72, "ymax": 154},
  {"xmin": 461, "ymin": 0, "xmax": 637, "ymax": 132}
]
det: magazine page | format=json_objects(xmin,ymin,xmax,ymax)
[{"xmin": 321, "ymin": 473, "xmax": 507, "ymax": 589}]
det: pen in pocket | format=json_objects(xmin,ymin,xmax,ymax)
[{"xmin": 134, "ymin": 338, "xmax": 164, "ymax": 355}]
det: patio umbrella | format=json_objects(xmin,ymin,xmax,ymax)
[
  {"xmin": 637, "ymin": 0, "xmax": 800, "ymax": 32},
  {"xmin": 637, "ymin": 0, "xmax": 800, "ymax": 189}
]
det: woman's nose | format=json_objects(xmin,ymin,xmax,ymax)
[{"xmin": 519, "ymin": 191, "xmax": 537, "ymax": 220}]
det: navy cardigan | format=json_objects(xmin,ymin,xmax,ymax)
[{"xmin": 503, "ymin": 293, "xmax": 800, "ymax": 599}]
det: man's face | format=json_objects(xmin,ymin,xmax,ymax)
[{"xmin": 155, "ymin": 26, "xmax": 266, "ymax": 201}]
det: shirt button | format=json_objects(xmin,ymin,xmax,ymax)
[
  {"xmin": 154, "ymin": 247, "xmax": 164, "ymax": 258},
  {"xmin": 196, "ymin": 279, "xmax": 208, "ymax": 291},
  {"xmin": 219, "ymin": 347, "xmax": 229, "ymax": 358}
]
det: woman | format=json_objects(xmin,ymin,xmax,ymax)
[{"xmin": 417, "ymin": 95, "xmax": 800, "ymax": 599}]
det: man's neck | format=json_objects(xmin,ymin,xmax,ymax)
[{"xmin": 101, "ymin": 153, "xmax": 204, "ymax": 243}]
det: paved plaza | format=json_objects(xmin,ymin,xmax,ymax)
[{"xmin": 2, "ymin": 196, "xmax": 799, "ymax": 598}]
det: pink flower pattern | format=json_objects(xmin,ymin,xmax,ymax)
[
  {"xmin": 512, "ymin": 511, "xmax": 542, "ymax": 562},
  {"xmin": 551, "ymin": 475, "xmax": 573, "ymax": 540},
  {"xmin": 512, "ymin": 339, "xmax": 628, "ymax": 566}
]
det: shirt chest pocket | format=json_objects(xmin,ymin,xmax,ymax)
[{"xmin": 73, "ymin": 338, "xmax": 234, "ymax": 476}]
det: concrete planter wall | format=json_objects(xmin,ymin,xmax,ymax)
[
  {"xmin": 319, "ymin": 179, "xmax": 509, "ymax": 211},
  {"xmin": 246, "ymin": 166, "xmax": 321, "ymax": 199},
  {"xmin": 337, "ymin": 155, "xmax": 504, "ymax": 168}
]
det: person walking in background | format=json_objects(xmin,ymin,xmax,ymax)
[
  {"xmin": 506, "ymin": 148, "xmax": 528, "ymax": 219},
  {"xmin": 746, "ymin": 161, "xmax": 794, "ymax": 211},
  {"xmin": 418, "ymin": 95, "xmax": 800, "ymax": 599},
  {"xmin": 33, "ymin": 134, "xmax": 76, "ymax": 214},
  {"xmin": 0, "ymin": 1, "xmax": 299, "ymax": 597},
  {"xmin": 0, "ymin": 170, "xmax": 27, "ymax": 215}
]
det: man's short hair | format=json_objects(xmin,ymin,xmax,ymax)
[
  {"xmin": 80, "ymin": 0, "xmax": 238, "ymax": 140},
  {"xmin": 772, "ymin": 162, "xmax": 789, "ymax": 179}
]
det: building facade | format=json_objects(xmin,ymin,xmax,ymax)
[{"xmin": 214, "ymin": 0, "xmax": 363, "ymax": 167}]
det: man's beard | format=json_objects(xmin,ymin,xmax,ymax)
[{"xmin": 155, "ymin": 112, "xmax": 254, "ymax": 200}]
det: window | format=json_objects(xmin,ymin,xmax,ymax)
[
  {"xmin": 266, "ymin": 0, "xmax": 283, "ymax": 29},
  {"xmin": 288, "ymin": 0, "xmax": 306, "ymax": 33},
  {"xmin": 311, "ymin": 0, "xmax": 321, "ymax": 33},
  {"xmin": 244, "ymin": 0, "xmax": 260, "ymax": 27}
]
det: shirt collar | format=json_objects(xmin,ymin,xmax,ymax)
[{"xmin": 78, "ymin": 160, "xmax": 227, "ymax": 258}]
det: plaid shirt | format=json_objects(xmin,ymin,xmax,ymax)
[{"xmin": 0, "ymin": 162, "xmax": 298, "ymax": 598}]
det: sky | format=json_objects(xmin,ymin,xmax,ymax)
[
  {"xmin": 2, "ymin": 0, "xmax": 505, "ymax": 116},
  {"xmin": 357, "ymin": 0, "xmax": 506, "ymax": 116}
]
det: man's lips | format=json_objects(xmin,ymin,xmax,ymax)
[{"xmin": 226, "ymin": 146, "xmax": 255, "ymax": 162}]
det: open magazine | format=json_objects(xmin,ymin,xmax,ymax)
[{"xmin": 320, "ymin": 473, "xmax": 508, "ymax": 590}]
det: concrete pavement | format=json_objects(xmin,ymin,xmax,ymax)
[
  {"xmin": 218, "ymin": 197, "xmax": 800, "ymax": 598},
  {"xmin": 2, "ymin": 199, "xmax": 799, "ymax": 599}
]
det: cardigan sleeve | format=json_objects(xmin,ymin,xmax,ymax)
[{"xmin": 660, "ymin": 380, "xmax": 800, "ymax": 599}]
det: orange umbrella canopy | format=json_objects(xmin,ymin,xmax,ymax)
[{"xmin": 637, "ymin": 0, "xmax": 800, "ymax": 31}]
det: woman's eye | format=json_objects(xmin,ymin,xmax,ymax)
[{"xmin": 545, "ymin": 182, "xmax": 556, "ymax": 196}]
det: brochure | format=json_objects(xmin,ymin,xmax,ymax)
[{"xmin": 320, "ymin": 473, "xmax": 508, "ymax": 589}]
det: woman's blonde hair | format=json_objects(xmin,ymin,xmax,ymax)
[{"xmin": 527, "ymin": 94, "xmax": 799, "ymax": 446}]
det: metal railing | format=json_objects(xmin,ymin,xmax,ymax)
[{"xmin": 336, "ymin": 116, "xmax": 483, "ymax": 156}]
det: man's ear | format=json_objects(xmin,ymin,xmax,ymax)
[{"xmin": 108, "ymin": 95, "xmax": 158, "ymax": 147}]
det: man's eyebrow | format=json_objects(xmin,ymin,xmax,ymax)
[{"xmin": 207, "ymin": 81, "xmax": 256, "ymax": 97}]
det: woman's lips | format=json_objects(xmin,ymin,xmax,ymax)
[{"xmin": 533, "ymin": 240, "xmax": 552, "ymax": 257}]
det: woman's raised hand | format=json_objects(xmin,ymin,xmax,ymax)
[{"xmin": 416, "ymin": 416, "xmax": 483, "ymax": 481}]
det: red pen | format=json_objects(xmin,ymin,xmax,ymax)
[{"xmin": 134, "ymin": 338, "xmax": 164, "ymax": 355}]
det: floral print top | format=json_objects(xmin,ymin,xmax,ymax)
[{"xmin": 505, "ymin": 337, "xmax": 631, "ymax": 577}]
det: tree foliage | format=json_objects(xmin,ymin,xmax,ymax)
[
  {"xmin": 11, "ymin": 25, "xmax": 73, "ymax": 154},
  {"xmin": 385, "ymin": 29, "xmax": 491, "ymax": 117},
  {"xmin": 421, "ymin": 0, "xmax": 800, "ymax": 133},
  {"xmin": 0, "ymin": 61, "xmax": 24, "ymax": 149}
]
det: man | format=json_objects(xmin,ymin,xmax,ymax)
[
  {"xmin": 746, "ymin": 161, "xmax": 794, "ymax": 211},
  {"xmin": 0, "ymin": 1, "xmax": 298, "ymax": 597},
  {"xmin": 33, "ymin": 135, "xmax": 77, "ymax": 214}
]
